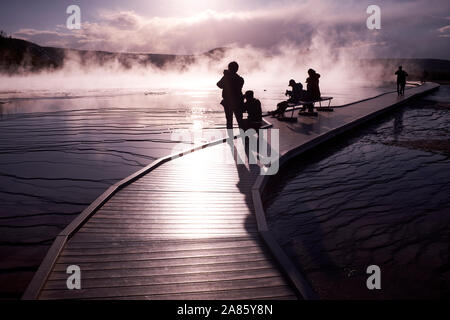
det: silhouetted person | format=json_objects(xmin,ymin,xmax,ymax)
[
  {"xmin": 422, "ymin": 70, "xmax": 429, "ymax": 84},
  {"xmin": 217, "ymin": 61, "xmax": 244, "ymax": 129},
  {"xmin": 271, "ymin": 79, "xmax": 305, "ymax": 117},
  {"xmin": 243, "ymin": 90, "xmax": 262, "ymax": 129},
  {"xmin": 303, "ymin": 68, "xmax": 321, "ymax": 113},
  {"xmin": 395, "ymin": 66, "xmax": 408, "ymax": 96}
]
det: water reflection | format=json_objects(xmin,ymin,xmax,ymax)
[
  {"xmin": 393, "ymin": 108, "xmax": 404, "ymax": 141},
  {"xmin": 265, "ymin": 87, "xmax": 450, "ymax": 299},
  {"xmin": 0, "ymin": 84, "xmax": 397, "ymax": 298}
]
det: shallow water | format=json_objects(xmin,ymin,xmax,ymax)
[
  {"xmin": 0, "ymin": 83, "xmax": 399, "ymax": 298},
  {"xmin": 265, "ymin": 85, "xmax": 450, "ymax": 299}
]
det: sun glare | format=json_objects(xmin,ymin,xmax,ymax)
[{"xmin": 169, "ymin": 0, "xmax": 224, "ymax": 17}]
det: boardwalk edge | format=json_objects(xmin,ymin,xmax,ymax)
[
  {"xmin": 251, "ymin": 82, "xmax": 440, "ymax": 300},
  {"xmin": 21, "ymin": 121, "xmax": 272, "ymax": 300}
]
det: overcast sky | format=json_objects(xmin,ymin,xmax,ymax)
[{"xmin": 1, "ymin": 0, "xmax": 449, "ymax": 58}]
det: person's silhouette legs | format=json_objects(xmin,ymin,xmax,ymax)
[
  {"xmin": 273, "ymin": 101, "xmax": 288, "ymax": 117},
  {"xmin": 225, "ymin": 107, "xmax": 234, "ymax": 129},
  {"xmin": 233, "ymin": 108, "xmax": 243, "ymax": 128}
]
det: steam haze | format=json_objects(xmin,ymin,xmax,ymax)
[
  {"xmin": 9, "ymin": 0, "xmax": 450, "ymax": 57},
  {"xmin": 1, "ymin": 0, "xmax": 449, "ymax": 94},
  {"xmin": 0, "ymin": 42, "xmax": 385, "ymax": 96}
]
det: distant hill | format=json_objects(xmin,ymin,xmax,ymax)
[
  {"xmin": 0, "ymin": 36, "xmax": 228, "ymax": 73},
  {"xmin": 0, "ymin": 37, "xmax": 64, "ymax": 72},
  {"xmin": 1, "ymin": 36, "xmax": 449, "ymax": 81}
]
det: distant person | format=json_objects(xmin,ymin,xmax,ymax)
[
  {"xmin": 395, "ymin": 66, "xmax": 408, "ymax": 96},
  {"xmin": 217, "ymin": 61, "xmax": 244, "ymax": 129},
  {"xmin": 243, "ymin": 90, "xmax": 262, "ymax": 129},
  {"xmin": 422, "ymin": 70, "xmax": 429, "ymax": 84},
  {"xmin": 270, "ymin": 79, "xmax": 305, "ymax": 118},
  {"xmin": 303, "ymin": 68, "xmax": 321, "ymax": 113}
]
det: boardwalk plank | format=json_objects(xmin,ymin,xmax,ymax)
[
  {"xmin": 67, "ymin": 236, "xmax": 260, "ymax": 246},
  {"xmin": 52, "ymin": 252, "xmax": 272, "ymax": 271},
  {"xmin": 40, "ymin": 276, "xmax": 287, "ymax": 299},
  {"xmin": 89, "ymin": 217, "xmax": 255, "ymax": 223},
  {"xmin": 58, "ymin": 245, "xmax": 265, "ymax": 263},
  {"xmin": 47, "ymin": 260, "xmax": 278, "ymax": 280},
  {"xmin": 79, "ymin": 224, "xmax": 256, "ymax": 231},
  {"xmin": 70, "ymin": 286, "xmax": 295, "ymax": 300},
  {"xmin": 69, "ymin": 233, "xmax": 255, "ymax": 241},
  {"xmin": 76, "ymin": 229, "xmax": 257, "ymax": 236},
  {"xmin": 45, "ymin": 268, "xmax": 282, "ymax": 290},
  {"xmin": 63, "ymin": 241, "xmax": 262, "ymax": 254}
]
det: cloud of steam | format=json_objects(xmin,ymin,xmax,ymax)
[
  {"xmin": 2, "ymin": 0, "xmax": 449, "ymax": 97},
  {"xmin": 12, "ymin": 0, "xmax": 450, "ymax": 57},
  {"xmin": 0, "ymin": 36, "xmax": 385, "ymax": 98}
]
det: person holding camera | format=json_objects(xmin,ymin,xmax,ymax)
[
  {"xmin": 242, "ymin": 90, "xmax": 262, "ymax": 130},
  {"xmin": 217, "ymin": 61, "xmax": 245, "ymax": 129},
  {"xmin": 270, "ymin": 79, "xmax": 305, "ymax": 118}
]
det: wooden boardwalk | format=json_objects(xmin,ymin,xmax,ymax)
[
  {"xmin": 26, "ymin": 140, "xmax": 298, "ymax": 300},
  {"xmin": 23, "ymin": 82, "xmax": 440, "ymax": 300},
  {"xmin": 270, "ymin": 82, "xmax": 440, "ymax": 157}
]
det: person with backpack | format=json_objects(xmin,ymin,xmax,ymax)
[
  {"xmin": 270, "ymin": 79, "xmax": 305, "ymax": 118},
  {"xmin": 217, "ymin": 61, "xmax": 245, "ymax": 129},
  {"xmin": 303, "ymin": 68, "xmax": 321, "ymax": 113}
]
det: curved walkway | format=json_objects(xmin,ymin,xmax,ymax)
[
  {"xmin": 252, "ymin": 82, "xmax": 440, "ymax": 299},
  {"xmin": 23, "ymin": 120, "xmax": 298, "ymax": 300},
  {"xmin": 23, "ymin": 82, "xmax": 439, "ymax": 300}
]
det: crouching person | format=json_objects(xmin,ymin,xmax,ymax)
[
  {"xmin": 270, "ymin": 79, "xmax": 304, "ymax": 118},
  {"xmin": 242, "ymin": 90, "xmax": 262, "ymax": 130}
]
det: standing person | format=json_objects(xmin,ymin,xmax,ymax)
[
  {"xmin": 395, "ymin": 66, "xmax": 408, "ymax": 96},
  {"xmin": 217, "ymin": 61, "xmax": 244, "ymax": 129},
  {"xmin": 422, "ymin": 70, "xmax": 429, "ymax": 84},
  {"xmin": 304, "ymin": 68, "xmax": 321, "ymax": 113}
]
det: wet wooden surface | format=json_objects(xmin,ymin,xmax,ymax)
[
  {"xmin": 272, "ymin": 83, "xmax": 440, "ymax": 156},
  {"xmin": 39, "ymin": 143, "xmax": 297, "ymax": 299},
  {"xmin": 35, "ymin": 83, "xmax": 439, "ymax": 300}
]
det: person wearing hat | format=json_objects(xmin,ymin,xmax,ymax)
[
  {"xmin": 270, "ymin": 79, "xmax": 304, "ymax": 118},
  {"xmin": 303, "ymin": 68, "xmax": 321, "ymax": 113}
]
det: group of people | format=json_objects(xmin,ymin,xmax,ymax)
[
  {"xmin": 216, "ymin": 61, "xmax": 262, "ymax": 130},
  {"xmin": 270, "ymin": 68, "xmax": 321, "ymax": 117},
  {"xmin": 216, "ymin": 61, "xmax": 322, "ymax": 128},
  {"xmin": 217, "ymin": 61, "xmax": 410, "ymax": 129}
]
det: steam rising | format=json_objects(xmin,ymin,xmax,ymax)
[
  {"xmin": 0, "ymin": 35, "xmax": 386, "ymax": 99},
  {"xmin": 6, "ymin": 0, "xmax": 448, "ymax": 96}
]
